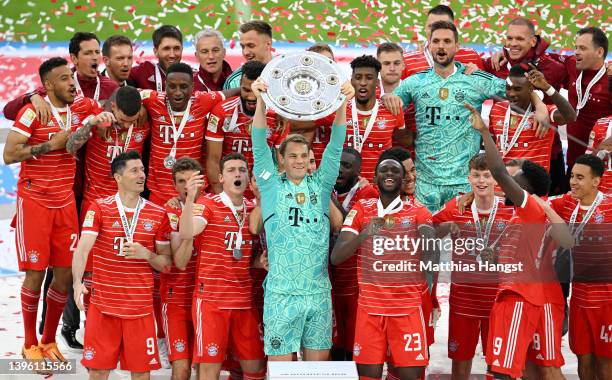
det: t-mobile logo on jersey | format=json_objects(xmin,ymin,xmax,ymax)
[
  {"xmin": 425, "ymin": 106, "xmax": 441, "ymax": 126},
  {"xmin": 106, "ymin": 145, "xmax": 124, "ymax": 162},
  {"xmin": 224, "ymin": 231, "xmax": 239, "ymax": 250},
  {"xmin": 288, "ymin": 207, "xmax": 319, "ymax": 227},
  {"xmin": 113, "ymin": 236, "xmax": 127, "ymax": 256},
  {"xmin": 232, "ymin": 139, "xmax": 251, "ymax": 153}
]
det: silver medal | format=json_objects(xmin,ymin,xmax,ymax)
[
  {"xmin": 164, "ymin": 155, "xmax": 176, "ymax": 169},
  {"xmin": 232, "ymin": 248, "xmax": 242, "ymax": 260}
]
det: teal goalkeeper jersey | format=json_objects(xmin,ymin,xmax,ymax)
[
  {"xmin": 393, "ymin": 62, "xmax": 506, "ymax": 185},
  {"xmin": 223, "ymin": 67, "xmax": 242, "ymax": 89},
  {"xmin": 252, "ymin": 124, "xmax": 346, "ymax": 295}
]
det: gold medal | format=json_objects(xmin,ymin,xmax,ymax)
[
  {"xmin": 439, "ymin": 87, "xmax": 449, "ymax": 100},
  {"xmin": 296, "ymin": 193, "xmax": 306, "ymax": 204},
  {"xmin": 480, "ymin": 247, "xmax": 495, "ymax": 264},
  {"xmin": 384, "ymin": 216, "xmax": 395, "ymax": 228}
]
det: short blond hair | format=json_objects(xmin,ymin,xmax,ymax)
[{"xmin": 279, "ymin": 134, "xmax": 311, "ymax": 156}]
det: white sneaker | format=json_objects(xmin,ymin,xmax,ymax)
[
  {"xmin": 75, "ymin": 328, "xmax": 85, "ymax": 346},
  {"xmin": 157, "ymin": 338, "xmax": 171, "ymax": 369}
]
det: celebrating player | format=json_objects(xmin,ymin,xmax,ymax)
[
  {"xmin": 586, "ymin": 115, "xmax": 612, "ymax": 193},
  {"xmin": 384, "ymin": 21, "xmax": 507, "ymax": 212},
  {"xmin": 548, "ymin": 155, "xmax": 612, "ymax": 380},
  {"xmin": 179, "ymin": 153, "xmax": 266, "ymax": 379},
  {"xmin": 101, "ymin": 35, "xmax": 135, "ymax": 87},
  {"xmin": 129, "ymin": 25, "xmax": 183, "ymax": 91},
  {"xmin": 331, "ymin": 155, "xmax": 436, "ymax": 380},
  {"xmin": 193, "ymin": 28, "xmax": 233, "ymax": 92},
  {"xmin": 250, "ymin": 76, "xmax": 353, "ymax": 360},
  {"xmin": 3, "ymin": 57, "xmax": 107, "ymax": 363},
  {"xmin": 224, "ymin": 21, "xmax": 275, "ymax": 89},
  {"xmin": 377, "ymin": 43, "xmax": 405, "ymax": 96},
  {"xmin": 72, "ymin": 151, "xmax": 172, "ymax": 378}
]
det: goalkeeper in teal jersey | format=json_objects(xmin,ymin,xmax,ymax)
[
  {"xmin": 250, "ymin": 77, "xmax": 355, "ymax": 360},
  {"xmin": 384, "ymin": 21, "xmax": 506, "ymax": 212}
]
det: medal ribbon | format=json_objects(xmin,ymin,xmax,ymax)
[
  {"xmin": 341, "ymin": 182, "xmax": 360, "ymax": 212},
  {"xmin": 112, "ymin": 124, "xmax": 134, "ymax": 158},
  {"xmin": 115, "ymin": 193, "xmax": 144, "ymax": 243},
  {"xmin": 73, "ymin": 72, "xmax": 100, "ymax": 102},
  {"xmin": 501, "ymin": 103, "xmax": 533, "ymax": 156},
  {"xmin": 154, "ymin": 64, "xmax": 164, "ymax": 93},
  {"xmin": 197, "ymin": 71, "xmax": 212, "ymax": 92},
  {"xmin": 471, "ymin": 196, "xmax": 499, "ymax": 247},
  {"xmin": 569, "ymin": 191, "xmax": 604, "ymax": 238},
  {"xmin": 45, "ymin": 96, "xmax": 71, "ymax": 131},
  {"xmin": 166, "ymin": 99, "xmax": 192, "ymax": 159},
  {"xmin": 219, "ymin": 191, "xmax": 246, "ymax": 250},
  {"xmin": 376, "ymin": 196, "xmax": 403, "ymax": 218},
  {"xmin": 575, "ymin": 65, "xmax": 606, "ymax": 116},
  {"xmin": 351, "ymin": 98, "xmax": 379, "ymax": 153}
]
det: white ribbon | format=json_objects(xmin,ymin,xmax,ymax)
[
  {"xmin": 376, "ymin": 196, "xmax": 403, "ymax": 218},
  {"xmin": 471, "ymin": 196, "xmax": 499, "ymax": 247},
  {"xmin": 166, "ymin": 99, "xmax": 192, "ymax": 159},
  {"xmin": 113, "ymin": 124, "xmax": 134, "ymax": 157},
  {"xmin": 569, "ymin": 191, "xmax": 604, "ymax": 238},
  {"xmin": 115, "ymin": 193, "xmax": 144, "ymax": 244},
  {"xmin": 501, "ymin": 103, "xmax": 533, "ymax": 156},
  {"xmin": 155, "ymin": 64, "xmax": 164, "ymax": 93},
  {"xmin": 197, "ymin": 70, "xmax": 212, "ymax": 92},
  {"xmin": 73, "ymin": 72, "xmax": 100, "ymax": 102},
  {"xmin": 45, "ymin": 96, "xmax": 71, "ymax": 131},
  {"xmin": 351, "ymin": 98, "xmax": 379, "ymax": 153},
  {"xmin": 340, "ymin": 182, "xmax": 360, "ymax": 212},
  {"xmin": 575, "ymin": 65, "xmax": 606, "ymax": 116},
  {"xmin": 219, "ymin": 191, "xmax": 246, "ymax": 250}
]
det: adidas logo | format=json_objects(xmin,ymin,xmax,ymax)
[
  {"xmin": 536, "ymin": 353, "xmax": 544, "ymax": 360},
  {"xmin": 224, "ymin": 216, "xmax": 231, "ymax": 223},
  {"xmin": 415, "ymin": 353, "xmax": 424, "ymax": 360},
  {"xmin": 422, "ymin": 92, "xmax": 430, "ymax": 99},
  {"xmin": 492, "ymin": 359, "xmax": 500, "ymax": 367},
  {"xmin": 149, "ymin": 357, "xmax": 158, "ymax": 365},
  {"xmin": 148, "ymin": 74, "xmax": 155, "ymax": 82},
  {"xmin": 112, "ymin": 221, "xmax": 120, "ymax": 228}
]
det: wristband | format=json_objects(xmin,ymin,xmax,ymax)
[{"xmin": 544, "ymin": 86, "xmax": 556, "ymax": 97}]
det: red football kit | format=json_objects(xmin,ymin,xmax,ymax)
[
  {"xmin": 141, "ymin": 89, "xmax": 225, "ymax": 204},
  {"xmin": 550, "ymin": 192, "xmax": 612, "ymax": 358},
  {"xmin": 191, "ymin": 194, "xmax": 265, "ymax": 364},
  {"xmin": 12, "ymin": 99, "xmax": 101, "ymax": 271},
  {"xmin": 342, "ymin": 197, "xmax": 432, "ymax": 367},
  {"xmin": 433, "ymin": 196, "xmax": 514, "ymax": 361},
  {"xmin": 488, "ymin": 101, "xmax": 559, "ymax": 172},
  {"xmin": 586, "ymin": 116, "xmax": 612, "ymax": 194},
  {"xmin": 80, "ymin": 195, "xmax": 170, "ymax": 372}
]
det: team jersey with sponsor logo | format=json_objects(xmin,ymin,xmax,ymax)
[
  {"xmin": 549, "ymin": 192, "xmax": 612, "ymax": 307},
  {"xmin": 394, "ymin": 63, "xmax": 506, "ymax": 186},
  {"xmin": 12, "ymin": 99, "xmax": 101, "ymax": 208},
  {"xmin": 586, "ymin": 117, "xmax": 612, "ymax": 194},
  {"xmin": 488, "ymin": 101, "xmax": 558, "ymax": 172},
  {"xmin": 81, "ymin": 196, "xmax": 170, "ymax": 318},
  {"xmin": 432, "ymin": 196, "xmax": 514, "ymax": 318},
  {"xmin": 141, "ymin": 90, "xmax": 224, "ymax": 202},
  {"xmin": 341, "ymin": 198, "xmax": 433, "ymax": 315},
  {"xmin": 192, "ymin": 194, "xmax": 258, "ymax": 309}
]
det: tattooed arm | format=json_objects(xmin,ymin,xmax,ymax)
[
  {"xmin": 66, "ymin": 111, "xmax": 116, "ymax": 156},
  {"xmin": 3, "ymin": 130, "xmax": 70, "ymax": 164}
]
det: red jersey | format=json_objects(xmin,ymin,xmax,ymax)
[
  {"xmin": 586, "ymin": 117, "xmax": 612, "ymax": 194},
  {"xmin": 81, "ymin": 196, "xmax": 170, "ymax": 318},
  {"xmin": 159, "ymin": 205, "xmax": 199, "ymax": 308},
  {"xmin": 193, "ymin": 194, "xmax": 258, "ymax": 309},
  {"xmin": 332, "ymin": 183, "xmax": 380, "ymax": 297},
  {"xmin": 205, "ymin": 95, "xmax": 288, "ymax": 169},
  {"xmin": 488, "ymin": 101, "xmax": 558, "ymax": 172},
  {"xmin": 432, "ymin": 196, "xmax": 514, "ymax": 318},
  {"xmin": 129, "ymin": 61, "xmax": 166, "ymax": 91},
  {"xmin": 549, "ymin": 192, "xmax": 612, "ymax": 307},
  {"xmin": 558, "ymin": 56, "xmax": 611, "ymax": 167},
  {"xmin": 401, "ymin": 48, "xmax": 484, "ymax": 132},
  {"xmin": 317, "ymin": 100, "xmax": 403, "ymax": 180},
  {"xmin": 12, "ymin": 99, "xmax": 101, "ymax": 208},
  {"xmin": 341, "ymin": 198, "xmax": 432, "ymax": 315},
  {"xmin": 141, "ymin": 90, "xmax": 225, "ymax": 202},
  {"xmin": 84, "ymin": 122, "xmax": 150, "ymax": 202},
  {"xmin": 496, "ymin": 192, "xmax": 563, "ymax": 306}
]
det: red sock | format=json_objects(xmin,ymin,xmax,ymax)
[
  {"xmin": 386, "ymin": 369, "xmax": 400, "ymax": 380},
  {"xmin": 153, "ymin": 275, "xmax": 164, "ymax": 338},
  {"xmin": 41, "ymin": 286, "xmax": 68, "ymax": 344},
  {"xmin": 243, "ymin": 370, "xmax": 266, "ymax": 380},
  {"xmin": 83, "ymin": 277, "xmax": 92, "ymax": 315},
  {"xmin": 21, "ymin": 286, "xmax": 40, "ymax": 348}
]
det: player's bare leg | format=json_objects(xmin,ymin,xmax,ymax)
[
  {"xmin": 268, "ymin": 354, "xmax": 294, "ymax": 361},
  {"xmin": 396, "ymin": 366, "xmax": 426, "ymax": 380},
  {"xmin": 240, "ymin": 359, "xmax": 266, "ymax": 380},
  {"xmin": 522, "ymin": 361, "xmax": 539, "ymax": 380},
  {"xmin": 171, "ymin": 358, "xmax": 191, "ymax": 380},
  {"xmin": 303, "ymin": 348, "xmax": 330, "ymax": 361},
  {"xmin": 451, "ymin": 359, "xmax": 473, "ymax": 380},
  {"xmin": 595, "ymin": 356, "xmax": 612, "ymax": 380},
  {"xmin": 539, "ymin": 366, "xmax": 565, "ymax": 380},
  {"xmin": 197, "ymin": 362, "xmax": 223, "ymax": 380},
  {"xmin": 23, "ymin": 269, "xmax": 46, "ymax": 291},
  {"xmin": 130, "ymin": 371, "xmax": 150, "ymax": 380},
  {"xmin": 577, "ymin": 354, "xmax": 596, "ymax": 380},
  {"xmin": 356, "ymin": 363, "xmax": 384, "ymax": 379},
  {"xmin": 88, "ymin": 369, "xmax": 111, "ymax": 380}
]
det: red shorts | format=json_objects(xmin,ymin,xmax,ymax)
[
  {"xmin": 192, "ymin": 299, "xmax": 264, "ymax": 364},
  {"xmin": 448, "ymin": 309, "xmax": 489, "ymax": 361},
  {"xmin": 81, "ymin": 303, "xmax": 160, "ymax": 372},
  {"xmin": 352, "ymin": 304, "xmax": 429, "ymax": 367},
  {"xmin": 79, "ymin": 199, "xmax": 94, "ymax": 272},
  {"xmin": 486, "ymin": 293, "xmax": 541, "ymax": 379},
  {"xmin": 569, "ymin": 302, "xmax": 612, "ymax": 358},
  {"xmin": 332, "ymin": 293, "xmax": 358, "ymax": 351},
  {"xmin": 527, "ymin": 303, "xmax": 564, "ymax": 367},
  {"xmin": 421, "ymin": 288, "xmax": 435, "ymax": 346},
  {"xmin": 162, "ymin": 303, "xmax": 193, "ymax": 362},
  {"xmin": 14, "ymin": 196, "xmax": 78, "ymax": 271}
]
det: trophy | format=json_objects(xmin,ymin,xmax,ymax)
[{"xmin": 260, "ymin": 52, "xmax": 346, "ymax": 121}]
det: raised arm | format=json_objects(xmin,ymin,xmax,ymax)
[
  {"xmin": 179, "ymin": 172, "xmax": 207, "ymax": 240},
  {"xmin": 465, "ymin": 103, "xmax": 526, "ymax": 207},
  {"xmin": 526, "ymin": 65, "xmax": 576, "ymax": 125},
  {"xmin": 66, "ymin": 111, "xmax": 116, "ymax": 156}
]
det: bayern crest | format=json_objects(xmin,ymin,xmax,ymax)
[
  {"xmin": 143, "ymin": 221, "xmax": 153, "ymax": 231},
  {"xmin": 174, "ymin": 339, "xmax": 186, "ymax": 353},
  {"xmin": 29, "ymin": 251, "xmax": 39, "ymax": 263},
  {"xmin": 496, "ymin": 221, "xmax": 506, "ymax": 231},
  {"xmin": 594, "ymin": 213, "xmax": 604, "ymax": 224},
  {"xmin": 377, "ymin": 120, "xmax": 386, "ymax": 130},
  {"xmin": 206, "ymin": 343, "xmax": 219, "ymax": 357},
  {"xmin": 353, "ymin": 343, "xmax": 361, "ymax": 357},
  {"xmin": 83, "ymin": 347, "xmax": 96, "ymax": 360}
]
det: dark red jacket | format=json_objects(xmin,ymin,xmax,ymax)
[
  {"xmin": 194, "ymin": 60, "xmax": 233, "ymax": 92},
  {"xmin": 128, "ymin": 61, "xmax": 165, "ymax": 91},
  {"xmin": 2, "ymin": 71, "xmax": 118, "ymax": 121}
]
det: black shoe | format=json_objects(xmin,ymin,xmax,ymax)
[{"xmin": 61, "ymin": 328, "xmax": 83, "ymax": 351}]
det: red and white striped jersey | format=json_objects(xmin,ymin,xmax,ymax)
[
  {"xmin": 12, "ymin": 99, "xmax": 102, "ymax": 208},
  {"xmin": 81, "ymin": 196, "xmax": 170, "ymax": 318},
  {"xmin": 586, "ymin": 116, "xmax": 612, "ymax": 194}
]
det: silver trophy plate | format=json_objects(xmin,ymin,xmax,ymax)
[{"xmin": 260, "ymin": 52, "xmax": 345, "ymax": 121}]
